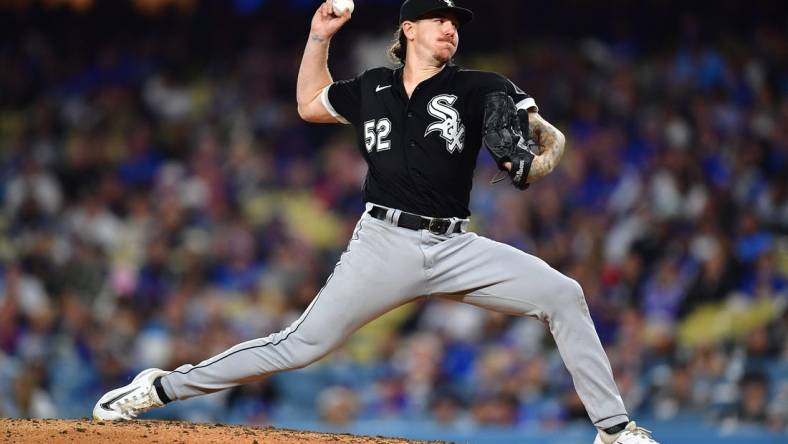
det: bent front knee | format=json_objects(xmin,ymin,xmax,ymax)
[{"xmin": 551, "ymin": 277, "xmax": 589, "ymax": 316}]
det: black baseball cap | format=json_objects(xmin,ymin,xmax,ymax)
[{"xmin": 399, "ymin": 0, "xmax": 474, "ymax": 25}]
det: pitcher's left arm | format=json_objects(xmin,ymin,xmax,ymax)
[
  {"xmin": 482, "ymin": 91, "xmax": 565, "ymax": 189},
  {"xmin": 524, "ymin": 111, "xmax": 565, "ymax": 183}
]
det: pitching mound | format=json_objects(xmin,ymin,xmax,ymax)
[{"xmin": 0, "ymin": 419, "xmax": 449, "ymax": 444}]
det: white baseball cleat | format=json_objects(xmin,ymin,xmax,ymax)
[
  {"xmin": 593, "ymin": 421, "xmax": 659, "ymax": 444},
  {"xmin": 93, "ymin": 368, "xmax": 169, "ymax": 420}
]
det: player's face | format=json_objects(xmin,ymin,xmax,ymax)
[{"xmin": 412, "ymin": 13, "xmax": 459, "ymax": 64}]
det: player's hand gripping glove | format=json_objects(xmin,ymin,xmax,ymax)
[{"xmin": 482, "ymin": 91, "xmax": 537, "ymax": 190}]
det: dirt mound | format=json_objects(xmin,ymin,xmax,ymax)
[{"xmin": 0, "ymin": 419, "xmax": 449, "ymax": 444}]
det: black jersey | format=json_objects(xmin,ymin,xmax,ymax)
[{"xmin": 322, "ymin": 64, "xmax": 537, "ymax": 218}]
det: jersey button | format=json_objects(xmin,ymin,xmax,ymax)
[
  {"xmin": 409, "ymin": 140, "xmax": 416, "ymax": 147},
  {"xmin": 407, "ymin": 112, "xmax": 413, "ymax": 118}
]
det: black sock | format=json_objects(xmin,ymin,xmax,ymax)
[
  {"xmin": 153, "ymin": 376, "xmax": 172, "ymax": 404},
  {"xmin": 603, "ymin": 422, "xmax": 629, "ymax": 435}
]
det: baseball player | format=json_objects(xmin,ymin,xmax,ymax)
[{"xmin": 94, "ymin": 1, "xmax": 659, "ymax": 442}]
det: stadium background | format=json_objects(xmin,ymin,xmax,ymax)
[{"xmin": 1, "ymin": 0, "xmax": 786, "ymax": 443}]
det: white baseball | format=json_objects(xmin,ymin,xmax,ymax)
[{"xmin": 331, "ymin": 0, "xmax": 354, "ymax": 16}]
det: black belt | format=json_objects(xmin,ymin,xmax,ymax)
[{"xmin": 368, "ymin": 205, "xmax": 464, "ymax": 235}]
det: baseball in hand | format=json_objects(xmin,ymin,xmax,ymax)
[{"xmin": 332, "ymin": 0, "xmax": 354, "ymax": 16}]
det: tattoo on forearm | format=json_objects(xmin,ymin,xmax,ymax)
[
  {"xmin": 527, "ymin": 113, "xmax": 565, "ymax": 182},
  {"xmin": 310, "ymin": 33, "xmax": 327, "ymax": 43}
]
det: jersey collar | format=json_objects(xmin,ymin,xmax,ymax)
[{"xmin": 393, "ymin": 63, "xmax": 457, "ymax": 99}]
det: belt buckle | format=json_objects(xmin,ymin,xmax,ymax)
[{"xmin": 428, "ymin": 218, "xmax": 448, "ymax": 234}]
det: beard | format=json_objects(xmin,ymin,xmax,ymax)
[
  {"xmin": 432, "ymin": 53, "xmax": 451, "ymax": 64},
  {"xmin": 432, "ymin": 43, "xmax": 456, "ymax": 64}
]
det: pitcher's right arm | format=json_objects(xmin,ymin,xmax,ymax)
[{"xmin": 297, "ymin": 1, "xmax": 352, "ymax": 123}]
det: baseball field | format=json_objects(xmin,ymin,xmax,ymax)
[
  {"xmin": 1, "ymin": 1, "xmax": 787, "ymax": 444},
  {"xmin": 0, "ymin": 419, "xmax": 446, "ymax": 444}
]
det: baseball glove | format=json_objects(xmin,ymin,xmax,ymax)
[{"xmin": 482, "ymin": 91, "xmax": 536, "ymax": 190}]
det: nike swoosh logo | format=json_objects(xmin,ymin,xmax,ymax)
[
  {"xmin": 375, "ymin": 85, "xmax": 392, "ymax": 92},
  {"xmin": 100, "ymin": 387, "xmax": 137, "ymax": 410}
]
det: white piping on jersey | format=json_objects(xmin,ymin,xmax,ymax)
[
  {"xmin": 515, "ymin": 97, "xmax": 539, "ymax": 113},
  {"xmin": 321, "ymin": 85, "xmax": 350, "ymax": 125}
]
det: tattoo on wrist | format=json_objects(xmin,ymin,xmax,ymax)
[
  {"xmin": 310, "ymin": 33, "xmax": 328, "ymax": 43},
  {"xmin": 527, "ymin": 114, "xmax": 565, "ymax": 181}
]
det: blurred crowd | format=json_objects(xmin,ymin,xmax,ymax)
[{"xmin": 0, "ymin": 0, "xmax": 787, "ymax": 436}]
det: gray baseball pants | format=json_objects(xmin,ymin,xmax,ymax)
[{"xmin": 160, "ymin": 203, "xmax": 628, "ymax": 428}]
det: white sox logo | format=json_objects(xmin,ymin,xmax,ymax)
[{"xmin": 424, "ymin": 94, "xmax": 465, "ymax": 153}]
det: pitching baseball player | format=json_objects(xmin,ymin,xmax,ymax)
[{"xmin": 94, "ymin": 1, "xmax": 659, "ymax": 442}]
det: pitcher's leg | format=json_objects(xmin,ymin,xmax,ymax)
[
  {"xmin": 162, "ymin": 275, "xmax": 377, "ymax": 400},
  {"xmin": 429, "ymin": 234, "xmax": 628, "ymax": 428},
  {"xmin": 161, "ymin": 215, "xmax": 426, "ymax": 400}
]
